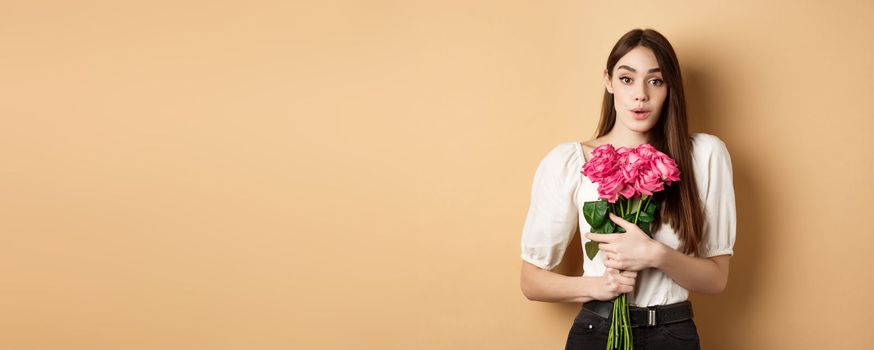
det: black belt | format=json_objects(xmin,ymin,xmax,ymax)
[{"xmin": 583, "ymin": 300, "xmax": 694, "ymax": 328}]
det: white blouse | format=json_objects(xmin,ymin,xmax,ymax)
[{"xmin": 520, "ymin": 132, "xmax": 736, "ymax": 307}]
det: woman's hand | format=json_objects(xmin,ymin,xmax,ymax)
[
  {"xmin": 585, "ymin": 213, "xmax": 664, "ymax": 272},
  {"xmin": 590, "ymin": 267, "xmax": 638, "ymax": 301}
]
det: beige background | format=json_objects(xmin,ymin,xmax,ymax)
[{"xmin": 1, "ymin": 1, "xmax": 873, "ymax": 349}]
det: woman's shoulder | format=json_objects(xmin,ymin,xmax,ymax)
[
  {"xmin": 537, "ymin": 141, "xmax": 584, "ymax": 170},
  {"xmin": 690, "ymin": 132, "xmax": 734, "ymax": 186},
  {"xmin": 691, "ymin": 132, "xmax": 730, "ymax": 158}
]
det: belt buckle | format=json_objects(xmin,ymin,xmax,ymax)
[{"xmin": 647, "ymin": 308, "xmax": 657, "ymax": 327}]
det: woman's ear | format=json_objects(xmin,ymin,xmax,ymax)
[{"xmin": 603, "ymin": 68, "xmax": 613, "ymax": 94}]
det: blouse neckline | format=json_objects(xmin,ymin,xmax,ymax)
[{"xmin": 577, "ymin": 141, "xmax": 595, "ymax": 164}]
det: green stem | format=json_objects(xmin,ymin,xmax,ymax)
[
  {"xmin": 633, "ymin": 195, "xmax": 647, "ymax": 225},
  {"xmin": 624, "ymin": 296, "xmax": 630, "ymax": 348},
  {"xmin": 607, "ymin": 300, "xmax": 618, "ymax": 350},
  {"xmin": 614, "ymin": 299, "xmax": 620, "ymax": 348},
  {"xmin": 624, "ymin": 296, "xmax": 631, "ymax": 348},
  {"xmin": 619, "ymin": 298, "xmax": 624, "ymax": 348},
  {"xmin": 643, "ymin": 195, "xmax": 651, "ymax": 213}
]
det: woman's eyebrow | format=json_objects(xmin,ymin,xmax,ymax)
[{"xmin": 617, "ymin": 65, "xmax": 661, "ymax": 73}]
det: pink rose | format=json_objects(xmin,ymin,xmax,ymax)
[
  {"xmin": 634, "ymin": 166, "xmax": 665, "ymax": 195},
  {"xmin": 615, "ymin": 146, "xmax": 631, "ymax": 162},
  {"xmin": 621, "ymin": 152, "xmax": 642, "ymax": 184},
  {"xmin": 592, "ymin": 144, "xmax": 617, "ymax": 158},
  {"xmin": 620, "ymin": 147, "xmax": 649, "ymax": 194},
  {"xmin": 582, "ymin": 145, "xmax": 620, "ymax": 183},
  {"xmin": 597, "ymin": 171, "xmax": 625, "ymax": 203},
  {"xmin": 618, "ymin": 182, "xmax": 637, "ymax": 199},
  {"xmin": 625, "ymin": 148, "xmax": 645, "ymax": 167},
  {"xmin": 651, "ymin": 152, "xmax": 681, "ymax": 185},
  {"xmin": 635, "ymin": 144, "xmax": 659, "ymax": 161}
]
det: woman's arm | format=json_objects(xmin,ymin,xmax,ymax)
[
  {"xmin": 653, "ymin": 246, "xmax": 730, "ymax": 295},
  {"xmin": 520, "ymin": 261, "xmax": 637, "ymax": 303},
  {"xmin": 586, "ymin": 213, "xmax": 731, "ymax": 295}
]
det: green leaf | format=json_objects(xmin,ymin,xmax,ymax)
[
  {"xmin": 598, "ymin": 201, "xmax": 611, "ymax": 224},
  {"xmin": 590, "ymin": 223, "xmax": 605, "ymax": 233},
  {"xmin": 582, "ymin": 202, "xmax": 596, "ymax": 225},
  {"xmin": 638, "ymin": 222, "xmax": 652, "ymax": 237},
  {"xmin": 638, "ymin": 209, "xmax": 654, "ymax": 223},
  {"xmin": 639, "ymin": 201, "xmax": 658, "ymax": 223},
  {"xmin": 646, "ymin": 201, "xmax": 657, "ymax": 216},
  {"xmin": 590, "ymin": 221, "xmax": 615, "ymax": 234},
  {"xmin": 583, "ymin": 201, "xmax": 610, "ymax": 228},
  {"xmin": 623, "ymin": 212, "xmax": 637, "ymax": 225},
  {"xmin": 585, "ymin": 241, "xmax": 600, "ymax": 260}
]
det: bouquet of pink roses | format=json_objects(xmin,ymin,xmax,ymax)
[{"xmin": 580, "ymin": 143, "xmax": 681, "ymax": 350}]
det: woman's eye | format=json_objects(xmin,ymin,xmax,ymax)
[
  {"xmin": 649, "ymin": 79, "xmax": 664, "ymax": 86},
  {"xmin": 619, "ymin": 77, "xmax": 632, "ymax": 84}
]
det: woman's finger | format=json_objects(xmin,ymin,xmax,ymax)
[
  {"xmin": 585, "ymin": 232, "xmax": 616, "ymax": 243},
  {"xmin": 604, "ymin": 257, "xmax": 623, "ymax": 270},
  {"xmin": 609, "ymin": 213, "xmax": 634, "ymax": 230},
  {"xmin": 620, "ymin": 270, "xmax": 637, "ymax": 278},
  {"xmin": 615, "ymin": 273, "xmax": 635, "ymax": 286}
]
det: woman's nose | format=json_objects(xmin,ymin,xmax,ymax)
[{"xmin": 634, "ymin": 87, "xmax": 648, "ymax": 101}]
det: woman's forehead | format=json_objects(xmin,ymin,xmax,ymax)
[{"xmin": 615, "ymin": 47, "xmax": 660, "ymax": 73}]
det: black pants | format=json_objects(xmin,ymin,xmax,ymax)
[{"xmin": 565, "ymin": 305, "xmax": 700, "ymax": 350}]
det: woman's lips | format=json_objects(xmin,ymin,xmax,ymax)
[{"xmin": 631, "ymin": 110, "xmax": 651, "ymax": 120}]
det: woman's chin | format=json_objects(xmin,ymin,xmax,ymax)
[{"xmin": 621, "ymin": 120, "xmax": 658, "ymax": 133}]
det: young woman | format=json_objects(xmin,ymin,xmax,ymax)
[{"xmin": 519, "ymin": 28, "xmax": 736, "ymax": 350}]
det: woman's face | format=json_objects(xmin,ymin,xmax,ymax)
[{"xmin": 603, "ymin": 46, "xmax": 668, "ymax": 134}]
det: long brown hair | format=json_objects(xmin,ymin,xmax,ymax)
[{"xmin": 596, "ymin": 28, "xmax": 704, "ymax": 256}]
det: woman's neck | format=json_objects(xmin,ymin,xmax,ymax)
[{"xmin": 599, "ymin": 129, "xmax": 650, "ymax": 149}]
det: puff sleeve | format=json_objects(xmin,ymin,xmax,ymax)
[
  {"xmin": 520, "ymin": 143, "xmax": 582, "ymax": 270},
  {"xmin": 693, "ymin": 134, "xmax": 737, "ymax": 258}
]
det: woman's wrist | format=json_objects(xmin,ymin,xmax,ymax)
[
  {"xmin": 648, "ymin": 240, "xmax": 668, "ymax": 269},
  {"xmin": 577, "ymin": 276, "xmax": 599, "ymax": 303}
]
